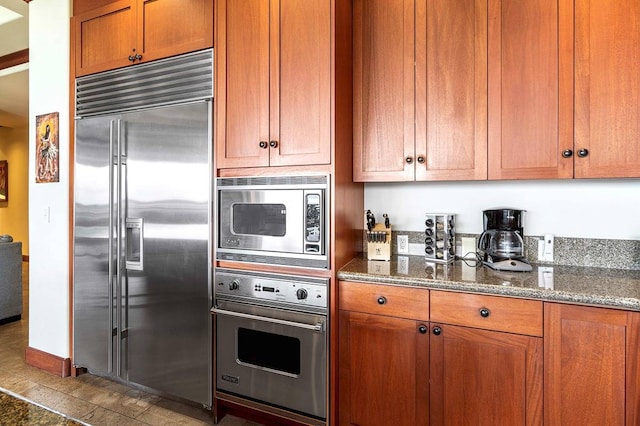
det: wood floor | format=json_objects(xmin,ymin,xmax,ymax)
[{"xmin": 0, "ymin": 262, "xmax": 260, "ymax": 426}]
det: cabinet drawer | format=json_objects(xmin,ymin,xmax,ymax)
[
  {"xmin": 339, "ymin": 281, "xmax": 429, "ymax": 321},
  {"xmin": 430, "ymin": 291, "xmax": 543, "ymax": 337}
]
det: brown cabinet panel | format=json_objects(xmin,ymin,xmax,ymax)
[
  {"xmin": 353, "ymin": 0, "xmax": 415, "ymax": 181},
  {"xmin": 215, "ymin": 0, "xmax": 270, "ymax": 168},
  {"xmin": 74, "ymin": 1, "xmax": 137, "ymax": 77},
  {"xmin": 430, "ymin": 323, "xmax": 543, "ymax": 425},
  {"xmin": 269, "ymin": 0, "xmax": 331, "ymax": 167},
  {"xmin": 216, "ymin": 0, "xmax": 331, "ymax": 169},
  {"xmin": 487, "ymin": 0, "xmax": 573, "ymax": 179},
  {"xmin": 430, "ymin": 290, "xmax": 543, "ymax": 337},
  {"xmin": 137, "ymin": 0, "xmax": 213, "ymax": 63},
  {"xmin": 339, "ymin": 310, "xmax": 429, "ymax": 426},
  {"xmin": 74, "ymin": 0, "xmax": 213, "ymax": 77},
  {"xmin": 415, "ymin": 0, "xmax": 488, "ymax": 180},
  {"xmin": 574, "ymin": 0, "xmax": 640, "ymax": 178},
  {"xmin": 340, "ymin": 281, "xmax": 430, "ymax": 321},
  {"xmin": 544, "ymin": 303, "xmax": 640, "ymax": 425}
]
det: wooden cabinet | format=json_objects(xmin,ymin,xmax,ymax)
[
  {"xmin": 544, "ymin": 303, "xmax": 640, "ymax": 425},
  {"xmin": 354, "ymin": 0, "xmax": 640, "ymax": 182},
  {"xmin": 430, "ymin": 291, "xmax": 543, "ymax": 425},
  {"xmin": 339, "ymin": 281, "xmax": 429, "ymax": 426},
  {"xmin": 338, "ymin": 283, "xmax": 640, "ymax": 424},
  {"xmin": 215, "ymin": 0, "xmax": 331, "ymax": 169},
  {"xmin": 353, "ymin": 0, "xmax": 487, "ymax": 181},
  {"xmin": 574, "ymin": 0, "xmax": 640, "ymax": 178},
  {"xmin": 487, "ymin": 0, "xmax": 573, "ymax": 179},
  {"xmin": 415, "ymin": 0, "xmax": 488, "ymax": 181},
  {"xmin": 73, "ymin": 0, "xmax": 213, "ymax": 77}
]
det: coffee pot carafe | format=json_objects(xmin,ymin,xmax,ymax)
[{"xmin": 478, "ymin": 209, "xmax": 532, "ymax": 272}]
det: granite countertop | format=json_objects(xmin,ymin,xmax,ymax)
[{"xmin": 337, "ymin": 254, "xmax": 640, "ymax": 311}]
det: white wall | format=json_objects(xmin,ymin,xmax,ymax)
[
  {"xmin": 365, "ymin": 179, "xmax": 640, "ymax": 240},
  {"xmin": 28, "ymin": 0, "xmax": 71, "ymax": 358}
]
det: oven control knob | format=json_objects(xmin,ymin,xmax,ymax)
[
  {"xmin": 296, "ymin": 289, "xmax": 308, "ymax": 300},
  {"xmin": 228, "ymin": 280, "xmax": 240, "ymax": 291}
]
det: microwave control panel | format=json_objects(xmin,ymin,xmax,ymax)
[{"xmin": 304, "ymin": 190, "xmax": 323, "ymax": 254}]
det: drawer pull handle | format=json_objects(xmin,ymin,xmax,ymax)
[
  {"xmin": 432, "ymin": 326, "xmax": 442, "ymax": 336},
  {"xmin": 377, "ymin": 296, "xmax": 387, "ymax": 305},
  {"xmin": 418, "ymin": 325, "xmax": 428, "ymax": 334},
  {"xmin": 479, "ymin": 308, "xmax": 491, "ymax": 318}
]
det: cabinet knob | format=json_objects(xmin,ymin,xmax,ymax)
[
  {"xmin": 418, "ymin": 325, "xmax": 428, "ymax": 334},
  {"xmin": 432, "ymin": 326, "xmax": 442, "ymax": 336},
  {"xmin": 562, "ymin": 149, "xmax": 573, "ymax": 158},
  {"xmin": 269, "ymin": 140, "xmax": 278, "ymax": 148},
  {"xmin": 134, "ymin": 53, "xmax": 142, "ymax": 61},
  {"xmin": 417, "ymin": 156, "xmax": 425, "ymax": 164},
  {"xmin": 577, "ymin": 148, "xmax": 589, "ymax": 158},
  {"xmin": 479, "ymin": 308, "xmax": 490, "ymax": 318},
  {"xmin": 405, "ymin": 156, "xmax": 413, "ymax": 164},
  {"xmin": 259, "ymin": 141, "xmax": 268, "ymax": 149},
  {"xmin": 377, "ymin": 296, "xmax": 387, "ymax": 305}
]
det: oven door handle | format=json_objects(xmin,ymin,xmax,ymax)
[{"xmin": 212, "ymin": 308, "xmax": 325, "ymax": 333}]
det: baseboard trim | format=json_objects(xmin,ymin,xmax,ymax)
[
  {"xmin": 25, "ymin": 347, "xmax": 71, "ymax": 377},
  {"xmin": 22, "ymin": 254, "xmax": 29, "ymax": 262}
]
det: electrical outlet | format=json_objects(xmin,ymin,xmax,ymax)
[
  {"xmin": 538, "ymin": 234, "xmax": 554, "ymax": 262},
  {"xmin": 397, "ymin": 256, "xmax": 409, "ymax": 274},
  {"xmin": 397, "ymin": 235, "xmax": 409, "ymax": 254}
]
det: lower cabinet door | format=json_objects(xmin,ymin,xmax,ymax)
[
  {"xmin": 429, "ymin": 323, "xmax": 543, "ymax": 425},
  {"xmin": 339, "ymin": 310, "xmax": 429, "ymax": 426},
  {"xmin": 544, "ymin": 303, "xmax": 640, "ymax": 425}
]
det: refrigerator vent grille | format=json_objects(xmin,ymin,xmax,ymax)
[
  {"xmin": 75, "ymin": 49, "xmax": 213, "ymax": 117},
  {"xmin": 217, "ymin": 175, "xmax": 328, "ymax": 187}
]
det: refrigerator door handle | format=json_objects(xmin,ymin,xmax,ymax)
[
  {"xmin": 108, "ymin": 119, "xmax": 116, "ymax": 374},
  {"xmin": 125, "ymin": 218, "xmax": 144, "ymax": 271}
]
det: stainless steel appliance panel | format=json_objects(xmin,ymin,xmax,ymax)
[
  {"xmin": 120, "ymin": 102, "xmax": 211, "ymax": 405},
  {"xmin": 216, "ymin": 175, "xmax": 329, "ymax": 269},
  {"xmin": 73, "ymin": 114, "xmax": 118, "ymax": 375},
  {"xmin": 73, "ymin": 102, "xmax": 212, "ymax": 407},
  {"xmin": 214, "ymin": 301, "xmax": 327, "ymax": 419}
]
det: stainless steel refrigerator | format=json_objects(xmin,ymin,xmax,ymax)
[{"xmin": 73, "ymin": 50, "xmax": 213, "ymax": 407}]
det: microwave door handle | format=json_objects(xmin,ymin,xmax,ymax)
[{"xmin": 211, "ymin": 308, "xmax": 325, "ymax": 333}]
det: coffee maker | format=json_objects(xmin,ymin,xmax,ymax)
[{"xmin": 478, "ymin": 208, "xmax": 532, "ymax": 272}]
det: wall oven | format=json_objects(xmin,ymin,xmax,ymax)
[
  {"xmin": 212, "ymin": 268, "xmax": 328, "ymax": 420},
  {"xmin": 216, "ymin": 175, "xmax": 329, "ymax": 269}
]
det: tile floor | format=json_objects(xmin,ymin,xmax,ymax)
[{"xmin": 0, "ymin": 262, "xmax": 261, "ymax": 426}]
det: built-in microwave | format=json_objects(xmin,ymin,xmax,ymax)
[{"xmin": 216, "ymin": 175, "xmax": 329, "ymax": 269}]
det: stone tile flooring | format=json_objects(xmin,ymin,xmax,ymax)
[{"xmin": 0, "ymin": 263, "xmax": 261, "ymax": 426}]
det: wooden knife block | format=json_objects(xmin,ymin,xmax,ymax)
[{"xmin": 366, "ymin": 224, "xmax": 391, "ymax": 261}]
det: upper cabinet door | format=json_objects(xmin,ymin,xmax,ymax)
[
  {"xmin": 574, "ymin": 0, "xmax": 640, "ymax": 178},
  {"xmin": 137, "ymin": 0, "xmax": 213, "ymax": 64},
  {"xmin": 74, "ymin": 0, "xmax": 137, "ymax": 77},
  {"xmin": 269, "ymin": 0, "xmax": 331, "ymax": 167},
  {"xmin": 415, "ymin": 0, "xmax": 488, "ymax": 181},
  {"xmin": 353, "ymin": 0, "xmax": 415, "ymax": 182},
  {"xmin": 215, "ymin": 0, "xmax": 270, "ymax": 169},
  {"xmin": 487, "ymin": 0, "xmax": 573, "ymax": 179}
]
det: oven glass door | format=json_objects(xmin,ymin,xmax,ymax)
[{"xmin": 215, "ymin": 301, "xmax": 327, "ymax": 419}]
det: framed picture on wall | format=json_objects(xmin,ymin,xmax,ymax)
[
  {"xmin": 35, "ymin": 112, "xmax": 60, "ymax": 183},
  {"xmin": 0, "ymin": 160, "xmax": 7, "ymax": 201}
]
